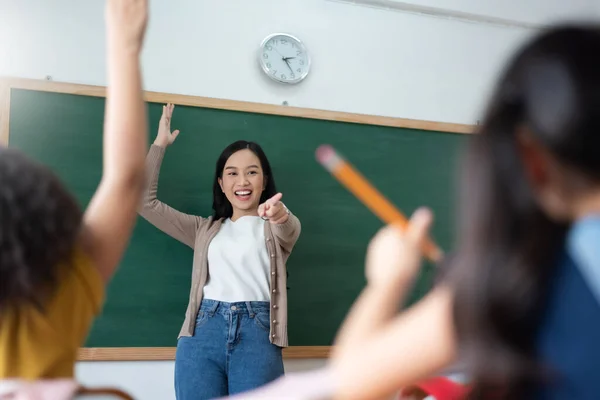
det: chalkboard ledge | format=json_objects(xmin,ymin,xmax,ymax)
[
  {"xmin": 0, "ymin": 77, "xmax": 475, "ymax": 147},
  {"xmin": 78, "ymin": 346, "xmax": 331, "ymax": 361}
]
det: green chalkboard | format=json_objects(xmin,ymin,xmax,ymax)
[{"xmin": 7, "ymin": 87, "xmax": 468, "ymax": 348}]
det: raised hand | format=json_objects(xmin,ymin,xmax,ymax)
[
  {"xmin": 106, "ymin": 0, "xmax": 148, "ymax": 54},
  {"xmin": 154, "ymin": 103, "xmax": 180, "ymax": 148},
  {"xmin": 258, "ymin": 193, "xmax": 289, "ymax": 224},
  {"xmin": 365, "ymin": 208, "xmax": 434, "ymax": 289}
]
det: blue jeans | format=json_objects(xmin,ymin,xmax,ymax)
[{"xmin": 174, "ymin": 299, "xmax": 284, "ymax": 400}]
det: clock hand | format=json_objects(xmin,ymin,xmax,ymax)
[
  {"xmin": 272, "ymin": 47, "xmax": 296, "ymax": 75},
  {"xmin": 276, "ymin": 50, "xmax": 294, "ymax": 63},
  {"xmin": 283, "ymin": 58, "xmax": 294, "ymax": 74}
]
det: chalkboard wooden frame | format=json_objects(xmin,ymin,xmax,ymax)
[{"xmin": 0, "ymin": 77, "xmax": 474, "ymax": 360}]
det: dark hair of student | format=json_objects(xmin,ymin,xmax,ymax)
[
  {"xmin": 445, "ymin": 25, "xmax": 600, "ymax": 398},
  {"xmin": 0, "ymin": 147, "xmax": 82, "ymax": 311},
  {"xmin": 212, "ymin": 140, "xmax": 277, "ymax": 220}
]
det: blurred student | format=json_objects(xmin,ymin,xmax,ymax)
[
  {"xmin": 0, "ymin": 0, "xmax": 149, "ymax": 380},
  {"xmin": 331, "ymin": 25, "xmax": 600, "ymax": 400}
]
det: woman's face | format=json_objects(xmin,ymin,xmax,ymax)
[{"xmin": 218, "ymin": 149, "xmax": 265, "ymax": 216}]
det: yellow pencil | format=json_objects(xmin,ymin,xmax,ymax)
[{"xmin": 316, "ymin": 144, "xmax": 443, "ymax": 263}]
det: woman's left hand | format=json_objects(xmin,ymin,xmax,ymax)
[{"xmin": 258, "ymin": 193, "xmax": 289, "ymax": 224}]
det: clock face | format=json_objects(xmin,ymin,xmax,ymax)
[{"xmin": 258, "ymin": 33, "xmax": 310, "ymax": 84}]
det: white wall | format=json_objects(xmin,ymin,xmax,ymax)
[
  {"xmin": 2, "ymin": 0, "xmax": 598, "ymax": 398},
  {"xmin": 1, "ymin": 0, "xmax": 547, "ymax": 126},
  {"xmin": 3, "ymin": 1, "xmax": 598, "ymax": 127},
  {"xmin": 385, "ymin": 0, "xmax": 599, "ymax": 25}
]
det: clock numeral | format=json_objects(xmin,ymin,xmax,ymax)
[
  {"xmin": 292, "ymin": 43, "xmax": 297, "ymax": 48},
  {"xmin": 281, "ymin": 74, "xmax": 287, "ymax": 80},
  {"xmin": 266, "ymin": 63, "xmax": 272, "ymax": 68},
  {"xmin": 266, "ymin": 45, "xmax": 272, "ymax": 51},
  {"xmin": 272, "ymin": 39, "xmax": 278, "ymax": 46},
  {"xmin": 281, "ymin": 39, "xmax": 287, "ymax": 45},
  {"xmin": 271, "ymin": 69, "xmax": 277, "ymax": 75},
  {"xmin": 290, "ymin": 73, "xmax": 295, "ymax": 79},
  {"xmin": 296, "ymin": 51, "xmax": 302, "ymax": 56},
  {"xmin": 299, "ymin": 60, "xmax": 304, "ymax": 65},
  {"xmin": 297, "ymin": 68, "xmax": 302, "ymax": 73},
  {"xmin": 263, "ymin": 53, "xmax": 268, "ymax": 59}
]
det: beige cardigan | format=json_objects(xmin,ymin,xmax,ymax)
[{"xmin": 139, "ymin": 145, "xmax": 301, "ymax": 347}]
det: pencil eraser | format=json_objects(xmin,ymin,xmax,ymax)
[
  {"xmin": 316, "ymin": 144, "xmax": 335, "ymax": 164},
  {"xmin": 316, "ymin": 144, "xmax": 344, "ymax": 172}
]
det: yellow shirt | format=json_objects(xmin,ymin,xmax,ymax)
[{"xmin": 0, "ymin": 247, "xmax": 105, "ymax": 379}]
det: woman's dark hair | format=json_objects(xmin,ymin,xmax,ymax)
[
  {"xmin": 212, "ymin": 140, "xmax": 277, "ymax": 219},
  {"xmin": 0, "ymin": 147, "xmax": 82, "ymax": 311},
  {"xmin": 446, "ymin": 25, "xmax": 600, "ymax": 398}
]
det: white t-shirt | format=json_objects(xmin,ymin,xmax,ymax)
[{"xmin": 203, "ymin": 216, "xmax": 271, "ymax": 302}]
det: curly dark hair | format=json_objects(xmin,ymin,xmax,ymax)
[{"xmin": 0, "ymin": 147, "xmax": 82, "ymax": 311}]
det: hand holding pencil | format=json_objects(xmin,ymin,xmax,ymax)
[{"xmin": 366, "ymin": 208, "xmax": 435, "ymax": 289}]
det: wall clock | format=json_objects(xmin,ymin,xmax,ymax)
[{"xmin": 258, "ymin": 33, "xmax": 311, "ymax": 84}]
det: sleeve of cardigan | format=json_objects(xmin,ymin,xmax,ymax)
[
  {"xmin": 270, "ymin": 208, "xmax": 301, "ymax": 256},
  {"xmin": 138, "ymin": 144, "xmax": 204, "ymax": 248}
]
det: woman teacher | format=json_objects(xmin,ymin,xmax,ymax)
[{"xmin": 139, "ymin": 104, "xmax": 301, "ymax": 399}]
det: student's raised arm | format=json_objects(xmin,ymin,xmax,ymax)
[
  {"xmin": 331, "ymin": 287, "xmax": 456, "ymax": 400},
  {"xmin": 81, "ymin": 0, "xmax": 148, "ymax": 283},
  {"xmin": 330, "ymin": 209, "xmax": 458, "ymax": 400}
]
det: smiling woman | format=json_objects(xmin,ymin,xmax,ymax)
[
  {"xmin": 138, "ymin": 104, "xmax": 301, "ymax": 400},
  {"xmin": 212, "ymin": 141, "xmax": 278, "ymax": 221}
]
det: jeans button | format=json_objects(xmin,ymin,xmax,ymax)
[{"xmin": 231, "ymin": 305, "xmax": 237, "ymax": 311}]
